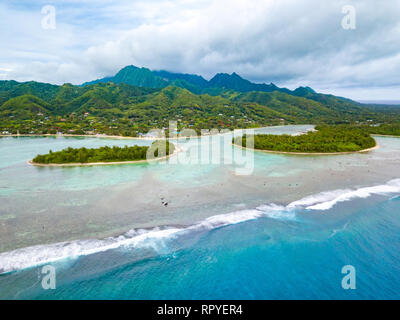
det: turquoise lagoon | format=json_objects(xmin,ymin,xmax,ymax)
[{"xmin": 1, "ymin": 126, "xmax": 400, "ymax": 299}]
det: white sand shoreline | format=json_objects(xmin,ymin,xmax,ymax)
[{"xmin": 371, "ymin": 134, "xmax": 400, "ymax": 138}]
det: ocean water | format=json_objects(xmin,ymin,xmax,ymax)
[{"xmin": 1, "ymin": 126, "xmax": 400, "ymax": 300}]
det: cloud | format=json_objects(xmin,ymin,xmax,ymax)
[{"xmin": 1, "ymin": 0, "xmax": 400, "ymax": 99}]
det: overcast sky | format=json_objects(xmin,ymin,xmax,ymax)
[{"xmin": 1, "ymin": 0, "xmax": 400, "ymax": 100}]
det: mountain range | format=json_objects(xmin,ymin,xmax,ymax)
[
  {"xmin": 0, "ymin": 65, "xmax": 393, "ymax": 136},
  {"xmin": 84, "ymin": 65, "xmax": 300, "ymax": 95}
]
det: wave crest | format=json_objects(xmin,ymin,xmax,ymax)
[{"xmin": 295, "ymin": 179, "xmax": 400, "ymax": 211}]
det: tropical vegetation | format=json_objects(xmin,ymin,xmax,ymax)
[
  {"xmin": 234, "ymin": 126, "xmax": 377, "ymax": 153},
  {"xmin": 363, "ymin": 123, "xmax": 400, "ymax": 136},
  {"xmin": 32, "ymin": 140, "xmax": 175, "ymax": 164}
]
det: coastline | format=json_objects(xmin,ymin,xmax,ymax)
[
  {"xmin": 0, "ymin": 133, "xmax": 223, "ymax": 140},
  {"xmin": 28, "ymin": 146, "xmax": 182, "ymax": 167},
  {"xmin": 232, "ymin": 142, "xmax": 380, "ymax": 156},
  {"xmin": 371, "ymin": 134, "xmax": 400, "ymax": 138},
  {"xmin": 1, "ymin": 130, "xmax": 399, "ymax": 140}
]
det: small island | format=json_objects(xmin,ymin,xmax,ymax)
[
  {"xmin": 31, "ymin": 140, "xmax": 175, "ymax": 166},
  {"xmin": 233, "ymin": 126, "xmax": 378, "ymax": 154}
]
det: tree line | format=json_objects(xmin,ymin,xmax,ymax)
[{"xmin": 33, "ymin": 140, "xmax": 175, "ymax": 164}]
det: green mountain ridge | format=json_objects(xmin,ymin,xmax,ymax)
[
  {"xmin": 80, "ymin": 65, "xmax": 375, "ymax": 115},
  {"xmin": 82, "ymin": 65, "xmax": 291, "ymax": 95},
  {"xmin": 0, "ymin": 68, "xmax": 398, "ymax": 136}
]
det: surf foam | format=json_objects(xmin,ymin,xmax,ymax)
[
  {"xmin": 1, "ymin": 179, "xmax": 400, "ymax": 274},
  {"xmin": 0, "ymin": 207, "xmax": 293, "ymax": 274},
  {"xmin": 297, "ymin": 179, "xmax": 400, "ymax": 211}
]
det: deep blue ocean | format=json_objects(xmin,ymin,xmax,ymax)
[{"xmin": 1, "ymin": 193, "xmax": 400, "ymax": 300}]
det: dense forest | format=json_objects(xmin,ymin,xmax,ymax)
[
  {"xmin": 234, "ymin": 126, "xmax": 377, "ymax": 153},
  {"xmin": 32, "ymin": 140, "xmax": 175, "ymax": 164}
]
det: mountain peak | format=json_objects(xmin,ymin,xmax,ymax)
[
  {"xmin": 293, "ymin": 86, "xmax": 316, "ymax": 96},
  {"xmin": 209, "ymin": 72, "xmax": 248, "ymax": 84},
  {"xmin": 211, "ymin": 72, "xmax": 243, "ymax": 79}
]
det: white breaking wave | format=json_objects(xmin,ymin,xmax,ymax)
[
  {"xmin": 1, "ymin": 179, "xmax": 400, "ymax": 274},
  {"xmin": 287, "ymin": 189, "xmax": 351, "ymax": 209},
  {"xmin": 0, "ymin": 228, "xmax": 181, "ymax": 274},
  {"xmin": 295, "ymin": 179, "xmax": 400, "ymax": 211},
  {"xmin": 0, "ymin": 207, "xmax": 294, "ymax": 274}
]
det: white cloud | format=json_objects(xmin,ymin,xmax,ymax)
[{"xmin": 1, "ymin": 0, "xmax": 400, "ymax": 100}]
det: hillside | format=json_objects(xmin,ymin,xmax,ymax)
[{"xmin": 0, "ymin": 95, "xmax": 50, "ymax": 119}]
